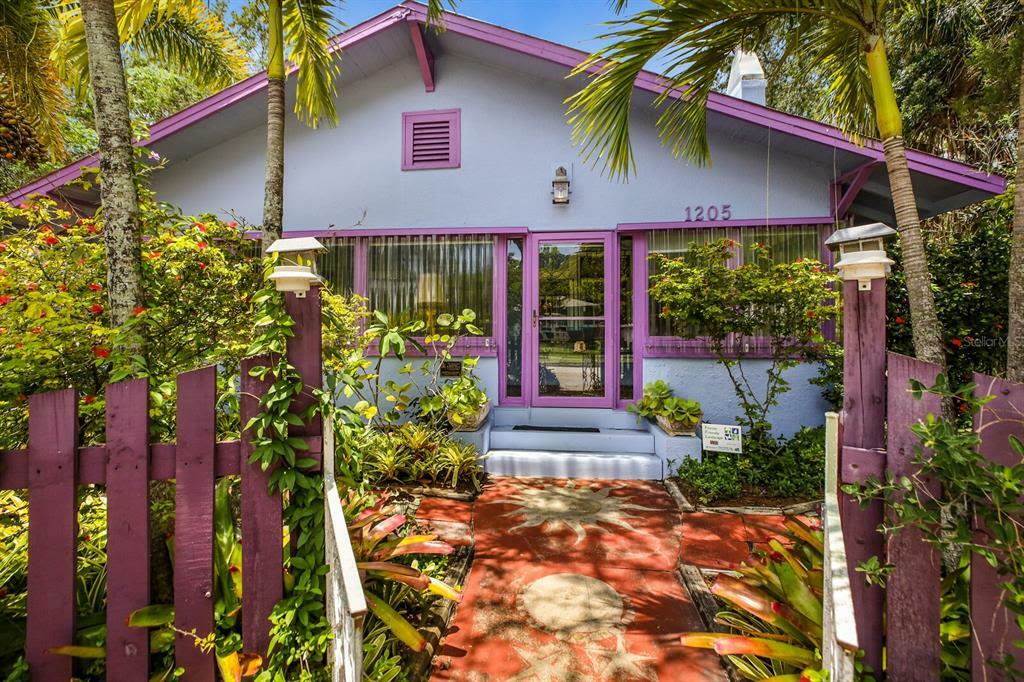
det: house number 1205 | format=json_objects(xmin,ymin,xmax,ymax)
[{"xmin": 683, "ymin": 204, "xmax": 732, "ymax": 221}]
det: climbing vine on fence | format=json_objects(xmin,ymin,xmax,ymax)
[{"xmin": 245, "ymin": 270, "xmax": 331, "ymax": 681}]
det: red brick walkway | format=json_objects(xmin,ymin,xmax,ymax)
[{"xmin": 427, "ymin": 478, "xmax": 728, "ymax": 682}]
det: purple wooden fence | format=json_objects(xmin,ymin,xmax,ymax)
[
  {"xmin": 0, "ymin": 291, "xmax": 323, "ymax": 680},
  {"xmin": 840, "ymin": 350, "xmax": 1024, "ymax": 680}
]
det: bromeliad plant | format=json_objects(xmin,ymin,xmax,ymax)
[
  {"xmin": 628, "ymin": 380, "xmax": 702, "ymax": 435},
  {"xmin": 345, "ymin": 490, "xmax": 462, "ymax": 652},
  {"xmin": 680, "ymin": 517, "xmax": 833, "ymax": 680}
]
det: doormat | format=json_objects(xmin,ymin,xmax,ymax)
[{"xmin": 512, "ymin": 425, "xmax": 600, "ymax": 433}]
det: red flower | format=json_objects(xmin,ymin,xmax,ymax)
[
  {"xmin": 89, "ymin": 303, "xmax": 104, "ymax": 315},
  {"xmin": 894, "ymin": 316, "xmax": 905, "ymax": 324},
  {"xmin": 25, "ymin": 282, "xmax": 37, "ymax": 291},
  {"xmin": 228, "ymin": 221, "xmax": 238, "ymax": 229},
  {"xmin": 727, "ymin": 239, "xmax": 737, "ymax": 247},
  {"xmin": 196, "ymin": 241, "xmax": 208, "ymax": 250},
  {"xmin": 82, "ymin": 394, "xmax": 96, "ymax": 405},
  {"xmin": 132, "ymin": 306, "xmax": 146, "ymax": 316},
  {"xmin": 58, "ymin": 283, "xmax": 68, "ymax": 292},
  {"xmin": 0, "ymin": 295, "xmax": 11, "ymax": 306},
  {"xmin": 44, "ymin": 235, "xmax": 59, "ymax": 246},
  {"xmin": 87, "ymin": 225, "xmax": 100, "ymax": 234},
  {"xmin": 38, "ymin": 225, "xmax": 51, "ymax": 234},
  {"xmin": 30, "ymin": 326, "xmax": 42, "ymax": 334},
  {"xmin": 806, "ymin": 310, "xmax": 815, "ymax": 319},
  {"xmin": 87, "ymin": 282, "xmax": 103, "ymax": 292},
  {"xmin": 92, "ymin": 346, "xmax": 110, "ymax": 358},
  {"xmin": 795, "ymin": 258, "xmax": 803, "ymax": 263},
  {"xmin": 198, "ymin": 262, "xmax": 207, "ymax": 270},
  {"xmin": 958, "ymin": 403, "xmax": 970, "ymax": 413},
  {"xmin": 147, "ymin": 251, "xmax": 162, "ymax": 259},
  {"xmin": 194, "ymin": 222, "xmax": 207, "ymax": 232},
  {"xmin": 0, "ymin": 243, "xmax": 7, "ymax": 252},
  {"xmin": 951, "ymin": 338, "xmax": 962, "ymax": 347}
]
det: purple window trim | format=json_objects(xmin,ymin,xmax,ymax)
[
  {"xmin": 638, "ymin": 224, "xmax": 835, "ymax": 360},
  {"xmin": 625, "ymin": 233, "xmax": 648, "ymax": 409},
  {"xmin": 364, "ymin": 337, "xmax": 498, "ymax": 358},
  {"xmin": 527, "ymin": 231, "xmax": 617, "ymax": 409},
  {"xmin": 495, "ymin": 237, "xmax": 526, "ymax": 407},
  {"xmin": 618, "ymin": 216, "xmax": 836, "ymax": 233},
  {"xmin": 402, "ymin": 109, "xmax": 461, "ymax": 171}
]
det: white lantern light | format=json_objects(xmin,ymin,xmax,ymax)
[
  {"xmin": 551, "ymin": 165, "xmax": 571, "ymax": 204},
  {"xmin": 824, "ymin": 222, "xmax": 897, "ymax": 291},
  {"xmin": 266, "ymin": 237, "xmax": 327, "ymax": 296}
]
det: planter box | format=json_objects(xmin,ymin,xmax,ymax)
[
  {"xmin": 449, "ymin": 401, "xmax": 491, "ymax": 432},
  {"xmin": 656, "ymin": 415, "xmax": 700, "ymax": 437}
]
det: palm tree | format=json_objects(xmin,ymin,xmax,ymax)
[
  {"xmin": 566, "ymin": 0, "xmax": 946, "ymax": 368},
  {"xmin": 49, "ymin": 0, "xmax": 246, "ymax": 325},
  {"xmin": 259, "ymin": 0, "xmax": 456, "ymax": 252},
  {"xmin": 1009, "ymin": 51, "xmax": 1024, "ymax": 383},
  {"xmin": 0, "ymin": 1, "xmax": 68, "ymax": 162}
]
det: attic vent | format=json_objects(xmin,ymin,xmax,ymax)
[{"xmin": 402, "ymin": 109, "xmax": 461, "ymax": 170}]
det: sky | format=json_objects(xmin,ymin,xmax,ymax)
[{"xmin": 225, "ymin": 0, "xmax": 669, "ymax": 70}]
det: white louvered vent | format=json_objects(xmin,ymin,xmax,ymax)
[{"xmin": 402, "ymin": 109, "xmax": 461, "ymax": 170}]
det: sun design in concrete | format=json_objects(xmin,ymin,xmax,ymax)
[
  {"xmin": 500, "ymin": 480, "xmax": 658, "ymax": 544},
  {"xmin": 508, "ymin": 573, "xmax": 656, "ymax": 681}
]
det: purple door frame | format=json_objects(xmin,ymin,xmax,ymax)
[{"xmin": 525, "ymin": 231, "xmax": 618, "ymax": 408}]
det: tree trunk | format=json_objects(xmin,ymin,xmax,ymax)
[
  {"xmin": 882, "ymin": 137, "xmax": 946, "ymax": 368},
  {"xmin": 1007, "ymin": 52, "xmax": 1024, "ymax": 383},
  {"xmin": 80, "ymin": 0, "xmax": 143, "ymax": 326},
  {"xmin": 261, "ymin": 0, "xmax": 285, "ymax": 253},
  {"xmin": 866, "ymin": 36, "xmax": 946, "ymax": 370}
]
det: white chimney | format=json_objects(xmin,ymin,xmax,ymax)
[{"xmin": 726, "ymin": 49, "xmax": 767, "ymax": 105}]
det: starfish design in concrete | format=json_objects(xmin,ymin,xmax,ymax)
[
  {"xmin": 500, "ymin": 480, "xmax": 657, "ymax": 544},
  {"xmin": 585, "ymin": 636, "xmax": 658, "ymax": 681},
  {"xmin": 508, "ymin": 642, "xmax": 583, "ymax": 681}
]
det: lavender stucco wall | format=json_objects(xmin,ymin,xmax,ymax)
[
  {"xmin": 151, "ymin": 52, "xmax": 831, "ymax": 229},
  {"xmin": 643, "ymin": 358, "xmax": 829, "ymax": 437}
]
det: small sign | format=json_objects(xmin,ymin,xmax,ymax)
[
  {"xmin": 702, "ymin": 423, "xmax": 743, "ymax": 454},
  {"xmin": 440, "ymin": 360, "xmax": 463, "ymax": 377}
]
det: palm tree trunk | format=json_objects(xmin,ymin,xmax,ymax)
[
  {"xmin": 1007, "ymin": 52, "xmax": 1024, "ymax": 383},
  {"xmin": 867, "ymin": 36, "xmax": 946, "ymax": 369},
  {"xmin": 261, "ymin": 0, "xmax": 285, "ymax": 254},
  {"xmin": 80, "ymin": 0, "xmax": 143, "ymax": 326}
]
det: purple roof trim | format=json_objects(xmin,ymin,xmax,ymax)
[
  {"xmin": 278, "ymin": 226, "xmax": 528, "ymax": 238},
  {"xmin": 3, "ymin": 1, "xmax": 1006, "ymax": 207}
]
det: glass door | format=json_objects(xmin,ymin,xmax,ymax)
[{"xmin": 528, "ymin": 233, "xmax": 615, "ymax": 407}]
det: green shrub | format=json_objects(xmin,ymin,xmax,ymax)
[{"xmin": 677, "ymin": 426, "xmax": 826, "ymax": 504}]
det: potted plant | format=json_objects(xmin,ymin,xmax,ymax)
[
  {"xmin": 656, "ymin": 396, "xmax": 703, "ymax": 436},
  {"xmin": 629, "ymin": 380, "xmax": 702, "ymax": 436}
]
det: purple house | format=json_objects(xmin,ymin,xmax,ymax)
[{"xmin": 4, "ymin": 2, "xmax": 1005, "ymax": 479}]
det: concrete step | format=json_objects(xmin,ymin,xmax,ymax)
[
  {"xmin": 488, "ymin": 425, "xmax": 654, "ymax": 454},
  {"xmin": 483, "ymin": 449, "xmax": 664, "ymax": 480},
  {"xmin": 492, "ymin": 407, "xmax": 640, "ymax": 431}
]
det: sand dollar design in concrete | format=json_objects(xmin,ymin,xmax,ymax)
[
  {"xmin": 501, "ymin": 480, "xmax": 658, "ymax": 544},
  {"xmin": 520, "ymin": 573, "xmax": 624, "ymax": 640}
]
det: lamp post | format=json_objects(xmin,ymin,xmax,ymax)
[
  {"xmin": 825, "ymin": 222, "xmax": 896, "ymax": 673},
  {"xmin": 266, "ymin": 236, "xmax": 327, "ymax": 297}
]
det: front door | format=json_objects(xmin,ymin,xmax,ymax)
[{"xmin": 528, "ymin": 232, "xmax": 615, "ymax": 407}]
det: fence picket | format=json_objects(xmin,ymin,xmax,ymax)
[
  {"xmin": 885, "ymin": 353, "xmax": 942, "ymax": 680},
  {"xmin": 105, "ymin": 379, "xmax": 151, "ymax": 680},
  {"xmin": 971, "ymin": 373, "xmax": 1024, "ymax": 680},
  {"xmin": 26, "ymin": 389, "xmax": 78, "ymax": 680},
  {"xmin": 240, "ymin": 356, "xmax": 283, "ymax": 660},
  {"xmin": 174, "ymin": 366, "xmax": 218, "ymax": 681},
  {"xmin": 285, "ymin": 290, "xmax": 323, "ymax": 466}
]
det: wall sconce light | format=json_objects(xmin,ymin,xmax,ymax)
[
  {"xmin": 266, "ymin": 236, "xmax": 327, "ymax": 297},
  {"xmin": 551, "ymin": 165, "xmax": 571, "ymax": 204},
  {"xmin": 825, "ymin": 222, "xmax": 897, "ymax": 291}
]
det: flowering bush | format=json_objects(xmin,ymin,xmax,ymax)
[{"xmin": 0, "ymin": 190, "xmax": 260, "ymax": 448}]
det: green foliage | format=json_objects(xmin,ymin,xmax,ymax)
[
  {"xmin": 678, "ymin": 426, "xmax": 826, "ymax": 505},
  {"xmin": 845, "ymin": 376, "xmax": 1024, "ymax": 672},
  {"xmin": 628, "ymin": 380, "xmax": 703, "ymax": 429},
  {"xmin": 354, "ymin": 424, "xmax": 482, "ymax": 491},
  {"xmin": 887, "ymin": 195, "xmax": 1013, "ymax": 384},
  {"xmin": 807, "ymin": 341, "xmax": 843, "ymax": 411},
  {"xmin": 0, "ymin": 183, "xmax": 260, "ymax": 448},
  {"xmin": 650, "ymin": 239, "xmax": 838, "ymax": 439},
  {"xmin": 680, "ymin": 518, "xmax": 833, "ymax": 680}
]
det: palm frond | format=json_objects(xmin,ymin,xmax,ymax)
[
  {"xmin": 423, "ymin": 0, "xmax": 456, "ymax": 30},
  {"xmin": 0, "ymin": 0, "xmax": 67, "ymax": 158},
  {"xmin": 53, "ymin": 0, "xmax": 247, "ymax": 93},
  {"xmin": 283, "ymin": 0, "xmax": 341, "ymax": 128},
  {"xmin": 566, "ymin": 0, "xmax": 869, "ymax": 179}
]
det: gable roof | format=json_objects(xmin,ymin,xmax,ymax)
[{"xmin": 2, "ymin": 0, "xmax": 1006, "ymax": 211}]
